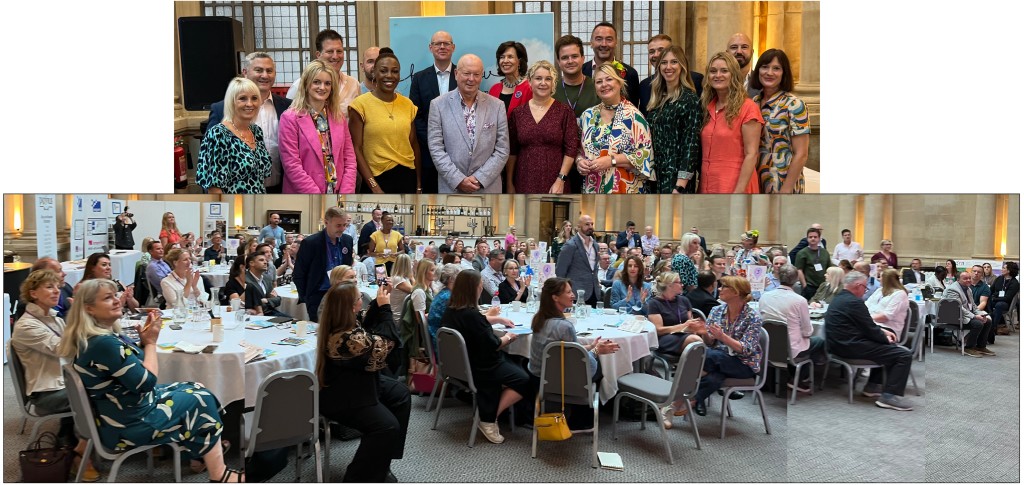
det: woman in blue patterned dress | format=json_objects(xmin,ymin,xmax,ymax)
[
  {"xmin": 58, "ymin": 279, "xmax": 242, "ymax": 482},
  {"xmin": 576, "ymin": 63, "xmax": 652, "ymax": 194},
  {"xmin": 750, "ymin": 49, "xmax": 811, "ymax": 194},
  {"xmin": 197, "ymin": 77, "xmax": 272, "ymax": 194},
  {"xmin": 670, "ymin": 232, "xmax": 702, "ymax": 290}
]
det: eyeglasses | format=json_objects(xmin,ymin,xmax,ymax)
[{"xmin": 431, "ymin": 41, "xmax": 453, "ymax": 48}]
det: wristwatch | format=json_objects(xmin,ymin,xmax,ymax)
[
  {"xmin": 674, "ymin": 185, "xmax": 686, "ymax": 193},
  {"xmin": 556, "ymin": 173, "xmax": 568, "ymax": 181}
]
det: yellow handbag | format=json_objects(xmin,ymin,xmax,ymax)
[{"xmin": 534, "ymin": 342, "xmax": 573, "ymax": 441}]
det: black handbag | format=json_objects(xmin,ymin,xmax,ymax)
[{"xmin": 19, "ymin": 431, "xmax": 75, "ymax": 482}]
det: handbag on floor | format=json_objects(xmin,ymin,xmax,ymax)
[
  {"xmin": 534, "ymin": 342, "xmax": 573, "ymax": 441},
  {"xmin": 19, "ymin": 431, "xmax": 75, "ymax": 482}
]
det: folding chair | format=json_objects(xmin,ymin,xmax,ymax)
[{"xmin": 246, "ymin": 369, "xmax": 322, "ymax": 482}]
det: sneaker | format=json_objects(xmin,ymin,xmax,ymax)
[
  {"xmin": 861, "ymin": 383, "xmax": 883, "ymax": 398},
  {"xmin": 963, "ymin": 348, "xmax": 984, "ymax": 358},
  {"xmin": 71, "ymin": 455, "xmax": 101, "ymax": 482},
  {"xmin": 787, "ymin": 381, "xmax": 812, "ymax": 394},
  {"xmin": 661, "ymin": 406, "xmax": 674, "ymax": 429},
  {"xmin": 875, "ymin": 394, "xmax": 913, "ymax": 411},
  {"xmin": 975, "ymin": 347, "xmax": 996, "ymax": 356},
  {"xmin": 477, "ymin": 422, "xmax": 505, "ymax": 444}
]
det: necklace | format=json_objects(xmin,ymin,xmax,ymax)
[
  {"xmin": 501, "ymin": 76, "xmax": 520, "ymax": 89},
  {"xmin": 227, "ymin": 120, "xmax": 255, "ymax": 148},
  {"xmin": 374, "ymin": 92, "xmax": 398, "ymax": 120},
  {"xmin": 601, "ymin": 102, "xmax": 619, "ymax": 111},
  {"xmin": 529, "ymin": 99, "xmax": 552, "ymax": 111}
]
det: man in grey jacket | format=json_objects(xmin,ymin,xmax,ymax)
[
  {"xmin": 555, "ymin": 215, "xmax": 600, "ymax": 307},
  {"xmin": 941, "ymin": 271, "xmax": 994, "ymax": 358}
]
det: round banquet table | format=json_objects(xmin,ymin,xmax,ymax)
[
  {"xmin": 276, "ymin": 284, "xmax": 380, "ymax": 322},
  {"xmin": 488, "ymin": 305, "xmax": 658, "ymax": 404},
  {"xmin": 154, "ymin": 311, "xmax": 316, "ymax": 407},
  {"xmin": 198, "ymin": 263, "xmax": 232, "ymax": 289}
]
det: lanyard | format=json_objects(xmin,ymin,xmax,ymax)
[{"xmin": 561, "ymin": 78, "xmax": 585, "ymax": 113}]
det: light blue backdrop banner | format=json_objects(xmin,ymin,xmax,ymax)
[{"xmin": 389, "ymin": 13, "xmax": 555, "ymax": 97}]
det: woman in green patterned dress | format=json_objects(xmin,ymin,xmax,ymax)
[
  {"xmin": 646, "ymin": 45, "xmax": 702, "ymax": 194},
  {"xmin": 58, "ymin": 279, "xmax": 242, "ymax": 482},
  {"xmin": 750, "ymin": 49, "xmax": 811, "ymax": 194}
]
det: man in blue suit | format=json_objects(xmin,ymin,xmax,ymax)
[
  {"xmin": 294, "ymin": 207, "xmax": 354, "ymax": 322},
  {"xmin": 409, "ymin": 31, "xmax": 457, "ymax": 194},
  {"xmin": 616, "ymin": 221, "xmax": 642, "ymax": 252},
  {"xmin": 207, "ymin": 52, "xmax": 292, "ymax": 194}
]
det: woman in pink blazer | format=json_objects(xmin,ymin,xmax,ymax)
[{"xmin": 279, "ymin": 59, "xmax": 357, "ymax": 194}]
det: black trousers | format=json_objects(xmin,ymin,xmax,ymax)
[
  {"xmin": 321, "ymin": 376, "xmax": 410, "ymax": 482},
  {"xmin": 420, "ymin": 151, "xmax": 439, "ymax": 194},
  {"xmin": 363, "ymin": 165, "xmax": 418, "ymax": 194},
  {"xmin": 964, "ymin": 316, "xmax": 991, "ymax": 349},
  {"xmin": 792, "ymin": 336, "xmax": 827, "ymax": 380},
  {"xmin": 475, "ymin": 358, "xmax": 532, "ymax": 422},
  {"xmin": 306, "ymin": 289, "xmax": 327, "ymax": 323},
  {"xmin": 843, "ymin": 344, "xmax": 913, "ymax": 397}
]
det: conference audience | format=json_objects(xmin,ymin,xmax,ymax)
[
  {"xmin": 646, "ymin": 44, "xmax": 702, "ymax": 194},
  {"xmin": 368, "ymin": 213, "xmax": 406, "ymax": 275},
  {"xmin": 506, "ymin": 60, "xmax": 580, "ymax": 194},
  {"xmin": 942, "ymin": 271, "xmax": 994, "ymax": 358},
  {"xmin": 686, "ymin": 271, "xmax": 720, "ymax": 318},
  {"xmin": 498, "ymin": 260, "xmax": 531, "ymax": 304},
  {"xmin": 865, "ymin": 268, "xmax": 910, "ymax": 337},
  {"xmin": 388, "ymin": 254, "xmax": 416, "ymax": 330},
  {"xmin": 159, "ymin": 212, "xmax": 183, "ymax": 248},
  {"xmin": 925, "ymin": 266, "xmax": 949, "ymax": 293},
  {"xmin": 610, "ymin": 255, "xmax": 651, "ymax": 313},
  {"xmin": 699, "ymin": 52, "xmax": 763, "ymax": 193},
  {"xmin": 758, "ymin": 263, "xmax": 825, "ymax": 391},
  {"xmin": 160, "ymin": 248, "xmax": 206, "ymax": 308},
  {"xmin": 646, "ymin": 272, "xmax": 703, "ymax": 359},
  {"xmin": 943, "ymin": 259, "xmax": 959, "ymax": 280},
  {"xmin": 670, "ymin": 233, "xmax": 701, "ymax": 289},
  {"xmin": 901, "ymin": 258, "xmax": 925, "ymax": 285},
  {"xmin": 488, "ymin": 41, "xmax": 533, "ymax": 115},
  {"xmin": 78, "ymin": 252, "xmax": 139, "ymax": 311},
  {"xmin": 794, "ymin": 227, "xmax": 832, "ymax": 300},
  {"xmin": 197, "ymin": 77, "xmax": 273, "ymax": 194},
  {"xmin": 280, "ymin": 59, "xmax": 358, "ymax": 194},
  {"xmin": 220, "ymin": 257, "xmax": 247, "ymax": 306},
  {"xmin": 350, "ymin": 48, "xmax": 422, "ymax": 194},
  {"xmin": 427, "ymin": 263, "xmax": 463, "ymax": 349},
  {"xmin": 750, "ymin": 49, "xmax": 810, "ymax": 194},
  {"xmin": 203, "ymin": 232, "xmax": 227, "ymax": 264},
  {"xmin": 244, "ymin": 252, "xmax": 286, "ymax": 317},
  {"xmin": 981, "ymin": 262, "xmax": 998, "ymax": 287}
]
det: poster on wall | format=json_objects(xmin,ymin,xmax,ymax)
[
  {"xmin": 109, "ymin": 199, "xmax": 125, "ymax": 222},
  {"xmin": 71, "ymin": 194, "xmax": 107, "ymax": 260},
  {"xmin": 202, "ymin": 202, "xmax": 229, "ymax": 240},
  {"xmin": 86, "ymin": 217, "xmax": 109, "ymax": 255},
  {"xmin": 34, "ymin": 194, "xmax": 58, "ymax": 260}
]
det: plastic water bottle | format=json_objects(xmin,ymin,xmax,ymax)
[{"xmin": 491, "ymin": 291, "xmax": 500, "ymax": 309}]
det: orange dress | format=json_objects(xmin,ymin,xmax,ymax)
[{"xmin": 699, "ymin": 98, "xmax": 764, "ymax": 194}]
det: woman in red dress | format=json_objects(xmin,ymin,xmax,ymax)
[{"xmin": 698, "ymin": 52, "xmax": 763, "ymax": 194}]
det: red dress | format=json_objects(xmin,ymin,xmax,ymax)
[
  {"xmin": 508, "ymin": 100, "xmax": 580, "ymax": 194},
  {"xmin": 699, "ymin": 98, "xmax": 763, "ymax": 193}
]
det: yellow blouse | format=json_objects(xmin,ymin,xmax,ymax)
[{"xmin": 349, "ymin": 93, "xmax": 418, "ymax": 176}]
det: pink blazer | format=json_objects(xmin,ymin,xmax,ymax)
[{"xmin": 279, "ymin": 109, "xmax": 357, "ymax": 194}]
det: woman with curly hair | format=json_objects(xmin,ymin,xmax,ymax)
[{"xmin": 699, "ymin": 52, "xmax": 763, "ymax": 193}]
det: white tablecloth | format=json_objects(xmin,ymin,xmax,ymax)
[
  {"xmin": 3, "ymin": 293, "xmax": 10, "ymax": 364},
  {"xmin": 492, "ymin": 307, "xmax": 658, "ymax": 404},
  {"xmin": 199, "ymin": 264, "xmax": 231, "ymax": 289},
  {"xmin": 154, "ymin": 314, "xmax": 316, "ymax": 406},
  {"xmin": 277, "ymin": 284, "xmax": 380, "ymax": 322},
  {"xmin": 62, "ymin": 262, "xmax": 85, "ymax": 288},
  {"xmin": 61, "ymin": 250, "xmax": 142, "ymax": 288}
]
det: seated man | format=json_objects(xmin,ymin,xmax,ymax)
[
  {"xmin": 203, "ymin": 232, "xmax": 227, "ymax": 264},
  {"xmin": 941, "ymin": 270, "xmax": 994, "ymax": 358},
  {"xmin": 244, "ymin": 252, "xmax": 288, "ymax": 317},
  {"xmin": 758, "ymin": 264, "xmax": 826, "ymax": 391},
  {"xmin": 597, "ymin": 252, "xmax": 615, "ymax": 289},
  {"xmin": 686, "ymin": 271, "xmax": 720, "ymax": 318},
  {"xmin": 854, "ymin": 261, "xmax": 880, "ymax": 300},
  {"xmin": 825, "ymin": 272, "xmax": 914, "ymax": 411},
  {"xmin": 145, "ymin": 241, "xmax": 171, "ymax": 303},
  {"xmin": 763, "ymin": 255, "xmax": 788, "ymax": 294}
]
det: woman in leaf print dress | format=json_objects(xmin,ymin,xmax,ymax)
[
  {"xmin": 646, "ymin": 44, "xmax": 702, "ymax": 194},
  {"xmin": 58, "ymin": 279, "xmax": 242, "ymax": 482},
  {"xmin": 576, "ymin": 63, "xmax": 653, "ymax": 194}
]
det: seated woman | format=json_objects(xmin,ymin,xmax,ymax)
[
  {"xmin": 13, "ymin": 270, "xmax": 100, "ymax": 481},
  {"xmin": 220, "ymin": 257, "xmax": 247, "ymax": 307},
  {"xmin": 58, "ymin": 279, "xmax": 240, "ymax": 482},
  {"xmin": 427, "ymin": 263, "xmax": 463, "ymax": 350},
  {"xmin": 611, "ymin": 255, "xmax": 651, "ymax": 313},
  {"xmin": 160, "ymin": 248, "xmax": 206, "ymax": 308},
  {"xmin": 316, "ymin": 282, "xmax": 410, "ymax": 483},
  {"xmin": 441, "ymin": 270, "xmax": 529, "ymax": 444},
  {"xmin": 810, "ymin": 267, "xmax": 845, "ymax": 307},
  {"xmin": 78, "ymin": 252, "xmax": 139, "ymax": 312},
  {"xmin": 925, "ymin": 266, "xmax": 949, "ymax": 293},
  {"xmin": 314, "ymin": 265, "xmax": 357, "ymax": 322},
  {"xmin": 866, "ymin": 269, "xmax": 910, "ymax": 338},
  {"xmin": 528, "ymin": 277, "xmax": 618, "ymax": 429},
  {"xmin": 498, "ymin": 260, "xmax": 531, "ymax": 304},
  {"xmin": 646, "ymin": 272, "xmax": 705, "ymax": 363},
  {"xmin": 387, "ymin": 254, "xmax": 416, "ymax": 330}
]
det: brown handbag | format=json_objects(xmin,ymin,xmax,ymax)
[{"xmin": 19, "ymin": 431, "xmax": 75, "ymax": 482}]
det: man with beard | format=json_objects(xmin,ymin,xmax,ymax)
[
  {"xmin": 555, "ymin": 215, "xmax": 601, "ymax": 307},
  {"xmin": 726, "ymin": 32, "xmax": 759, "ymax": 98},
  {"xmin": 360, "ymin": 46, "xmax": 380, "ymax": 94},
  {"xmin": 582, "ymin": 22, "xmax": 640, "ymax": 106}
]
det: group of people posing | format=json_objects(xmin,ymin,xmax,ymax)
[{"xmin": 195, "ymin": 24, "xmax": 811, "ymax": 195}]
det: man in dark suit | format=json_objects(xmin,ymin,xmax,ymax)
[
  {"xmin": 555, "ymin": 215, "xmax": 600, "ymax": 307},
  {"xmin": 409, "ymin": 30, "xmax": 457, "ymax": 194},
  {"xmin": 244, "ymin": 252, "xmax": 287, "ymax": 317},
  {"xmin": 582, "ymin": 22, "xmax": 641, "ymax": 106},
  {"xmin": 294, "ymin": 207, "xmax": 354, "ymax": 321},
  {"xmin": 615, "ymin": 221, "xmax": 642, "ymax": 252},
  {"xmin": 206, "ymin": 52, "xmax": 292, "ymax": 194},
  {"xmin": 638, "ymin": 34, "xmax": 704, "ymax": 117},
  {"xmin": 825, "ymin": 272, "xmax": 914, "ymax": 411},
  {"xmin": 902, "ymin": 258, "xmax": 925, "ymax": 285},
  {"xmin": 686, "ymin": 271, "xmax": 720, "ymax": 318},
  {"xmin": 358, "ymin": 208, "xmax": 383, "ymax": 257}
]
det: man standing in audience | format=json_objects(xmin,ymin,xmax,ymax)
[
  {"xmin": 473, "ymin": 240, "xmax": 490, "ymax": 272},
  {"xmin": 789, "ymin": 223, "xmax": 828, "ymax": 262},
  {"xmin": 686, "ymin": 271, "xmax": 720, "ymax": 318},
  {"xmin": 726, "ymin": 32, "xmax": 759, "ymax": 98},
  {"xmin": 760, "ymin": 263, "xmax": 826, "ymax": 391},
  {"xmin": 360, "ymin": 46, "xmax": 380, "ymax": 94},
  {"xmin": 902, "ymin": 258, "xmax": 925, "ymax": 285},
  {"xmin": 942, "ymin": 270, "xmax": 994, "ymax": 358},
  {"xmin": 480, "ymin": 249, "xmax": 506, "ymax": 304},
  {"xmin": 831, "ymin": 229, "xmax": 864, "ymax": 265},
  {"xmin": 582, "ymin": 22, "xmax": 640, "ymax": 105},
  {"xmin": 970, "ymin": 264, "xmax": 991, "ymax": 311},
  {"xmin": 556, "ymin": 214, "xmax": 601, "ymax": 307},
  {"xmin": 260, "ymin": 213, "xmax": 286, "ymax": 245},
  {"xmin": 145, "ymin": 241, "xmax": 171, "ymax": 300},
  {"xmin": 794, "ymin": 227, "xmax": 831, "ymax": 300},
  {"xmin": 358, "ymin": 208, "xmax": 383, "ymax": 257},
  {"xmin": 691, "ymin": 226, "xmax": 708, "ymax": 253},
  {"xmin": 294, "ymin": 207, "xmax": 354, "ymax": 321},
  {"xmin": 286, "ymin": 29, "xmax": 360, "ymax": 117},
  {"xmin": 616, "ymin": 221, "xmax": 642, "ymax": 252},
  {"xmin": 825, "ymin": 272, "xmax": 914, "ymax": 411},
  {"xmin": 208, "ymin": 51, "xmax": 291, "ymax": 193},
  {"xmin": 640, "ymin": 225, "xmax": 659, "ymax": 257},
  {"xmin": 638, "ymin": 34, "xmax": 703, "ymax": 116},
  {"xmin": 854, "ymin": 262, "xmax": 880, "ymax": 300},
  {"xmin": 410, "ymin": 31, "xmax": 457, "ymax": 193}
]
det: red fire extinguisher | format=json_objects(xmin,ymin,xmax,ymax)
[{"xmin": 174, "ymin": 137, "xmax": 188, "ymax": 189}]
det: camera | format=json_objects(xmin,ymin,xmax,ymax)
[{"xmin": 123, "ymin": 206, "xmax": 134, "ymax": 218}]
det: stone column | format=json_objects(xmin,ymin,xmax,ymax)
[
  {"xmin": 792, "ymin": 1, "xmax": 820, "ymax": 172},
  {"xmin": 973, "ymin": 195, "xmax": 997, "ymax": 259},
  {"xmin": 703, "ymin": 2, "xmax": 755, "ymax": 66},
  {"xmin": 749, "ymin": 195, "xmax": 773, "ymax": 245},
  {"xmin": 836, "ymin": 195, "xmax": 859, "ymax": 242},
  {"xmin": 862, "ymin": 195, "xmax": 886, "ymax": 255},
  {"xmin": 728, "ymin": 195, "xmax": 750, "ymax": 246}
]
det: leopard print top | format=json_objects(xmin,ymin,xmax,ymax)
[
  {"xmin": 327, "ymin": 326, "xmax": 393, "ymax": 372},
  {"xmin": 196, "ymin": 123, "xmax": 272, "ymax": 193}
]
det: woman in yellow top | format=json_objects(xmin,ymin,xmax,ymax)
[
  {"xmin": 368, "ymin": 213, "xmax": 407, "ymax": 275},
  {"xmin": 349, "ymin": 47, "xmax": 422, "ymax": 194}
]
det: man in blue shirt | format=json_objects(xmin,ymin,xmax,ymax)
[
  {"xmin": 294, "ymin": 207, "xmax": 354, "ymax": 321},
  {"xmin": 259, "ymin": 213, "xmax": 286, "ymax": 245}
]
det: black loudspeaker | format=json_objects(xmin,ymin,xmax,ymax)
[{"xmin": 178, "ymin": 16, "xmax": 243, "ymax": 111}]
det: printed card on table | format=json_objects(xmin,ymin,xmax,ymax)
[
  {"xmin": 415, "ymin": 244, "xmax": 425, "ymax": 260},
  {"xmin": 746, "ymin": 264, "xmax": 766, "ymax": 292},
  {"xmin": 538, "ymin": 263, "xmax": 557, "ymax": 285},
  {"xmin": 538, "ymin": 241, "xmax": 547, "ymax": 253}
]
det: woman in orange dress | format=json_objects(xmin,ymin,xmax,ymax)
[{"xmin": 698, "ymin": 52, "xmax": 763, "ymax": 194}]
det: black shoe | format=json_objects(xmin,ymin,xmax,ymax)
[
  {"xmin": 385, "ymin": 470, "xmax": 398, "ymax": 483},
  {"xmin": 454, "ymin": 390, "xmax": 474, "ymax": 405},
  {"xmin": 694, "ymin": 400, "xmax": 707, "ymax": 416},
  {"xmin": 717, "ymin": 389, "xmax": 745, "ymax": 400}
]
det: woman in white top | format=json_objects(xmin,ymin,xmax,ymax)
[
  {"xmin": 866, "ymin": 269, "xmax": 910, "ymax": 338},
  {"xmin": 387, "ymin": 254, "xmax": 416, "ymax": 326},
  {"xmin": 410, "ymin": 259, "xmax": 436, "ymax": 318},
  {"xmin": 161, "ymin": 248, "xmax": 206, "ymax": 308}
]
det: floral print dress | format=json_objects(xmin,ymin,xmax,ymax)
[
  {"xmin": 578, "ymin": 101, "xmax": 653, "ymax": 193},
  {"xmin": 752, "ymin": 90, "xmax": 811, "ymax": 194},
  {"xmin": 73, "ymin": 334, "xmax": 223, "ymax": 459}
]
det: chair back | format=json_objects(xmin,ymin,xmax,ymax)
[
  {"xmin": 673, "ymin": 341, "xmax": 707, "ymax": 399},
  {"xmin": 751, "ymin": 328, "xmax": 771, "ymax": 387},
  {"xmin": 538, "ymin": 341, "xmax": 594, "ymax": 407},
  {"xmin": 435, "ymin": 327, "xmax": 477, "ymax": 393},
  {"xmin": 691, "ymin": 308, "xmax": 707, "ymax": 322},
  {"xmin": 417, "ymin": 310, "xmax": 434, "ymax": 365},
  {"xmin": 936, "ymin": 298, "xmax": 961, "ymax": 325},
  {"xmin": 7, "ymin": 344, "xmax": 32, "ymax": 412},
  {"xmin": 899, "ymin": 300, "xmax": 918, "ymax": 346},
  {"xmin": 761, "ymin": 319, "xmax": 792, "ymax": 365},
  {"xmin": 245, "ymin": 369, "xmax": 319, "ymax": 457},
  {"xmin": 62, "ymin": 363, "xmax": 108, "ymax": 456},
  {"xmin": 904, "ymin": 309, "xmax": 927, "ymax": 356}
]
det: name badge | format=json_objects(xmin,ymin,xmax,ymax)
[
  {"xmin": 999, "ymin": 291, "xmax": 1006, "ymax": 298},
  {"xmin": 814, "ymin": 263, "xmax": 823, "ymax": 271},
  {"xmin": 384, "ymin": 248, "xmax": 393, "ymax": 255}
]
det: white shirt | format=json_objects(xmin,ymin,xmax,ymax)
[
  {"xmin": 597, "ymin": 265, "xmax": 612, "ymax": 282},
  {"xmin": 831, "ymin": 241, "xmax": 864, "ymax": 265},
  {"xmin": 579, "ymin": 235, "xmax": 597, "ymax": 270},
  {"xmin": 255, "ymin": 94, "xmax": 282, "ymax": 187},
  {"xmin": 866, "ymin": 289, "xmax": 909, "ymax": 337},
  {"xmin": 481, "ymin": 265, "xmax": 503, "ymax": 297},
  {"xmin": 758, "ymin": 286, "xmax": 811, "ymax": 358},
  {"xmin": 435, "ymin": 63, "xmax": 453, "ymax": 97}
]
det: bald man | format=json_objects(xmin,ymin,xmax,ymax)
[
  {"xmin": 360, "ymin": 46, "xmax": 380, "ymax": 94},
  {"xmin": 726, "ymin": 32, "xmax": 759, "ymax": 98},
  {"xmin": 555, "ymin": 215, "xmax": 601, "ymax": 306},
  {"xmin": 410, "ymin": 30, "xmax": 458, "ymax": 193},
  {"xmin": 427, "ymin": 54, "xmax": 509, "ymax": 194}
]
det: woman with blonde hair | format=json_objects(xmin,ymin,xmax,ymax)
[
  {"xmin": 280, "ymin": 59, "xmax": 357, "ymax": 194},
  {"xmin": 197, "ymin": 77, "xmax": 273, "ymax": 194},
  {"xmin": 159, "ymin": 212, "xmax": 182, "ymax": 248},
  {"xmin": 810, "ymin": 266, "xmax": 845, "ymax": 307},
  {"xmin": 387, "ymin": 253, "xmax": 416, "ymax": 329},
  {"xmin": 329, "ymin": 264, "xmax": 357, "ymax": 286},
  {"xmin": 699, "ymin": 52, "xmax": 763, "ymax": 193},
  {"xmin": 59, "ymin": 280, "xmax": 241, "ymax": 482},
  {"xmin": 670, "ymin": 232, "xmax": 701, "ymax": 289},
  {"xmin": 551, "ymin": 220, "xmax": 574, "ymax": 262},
  {"xmin": 647, "ymin": 44, "xmax": 701, "ymax": 193},
  {"xmin": 160, "ymin": 248, "xmax": 205, "ymax": 308},
  {"xmin": 866, "ymin": 268, "xmax": 910, "ymax": 337}
]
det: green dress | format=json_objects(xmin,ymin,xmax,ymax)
[
  {"xmin": 73, "ymin": 334, "xmax": 223, "ymax": 459},
  {"xmin": 647, "ymin": 90, "xmax": 702, "ymax": 194}
]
